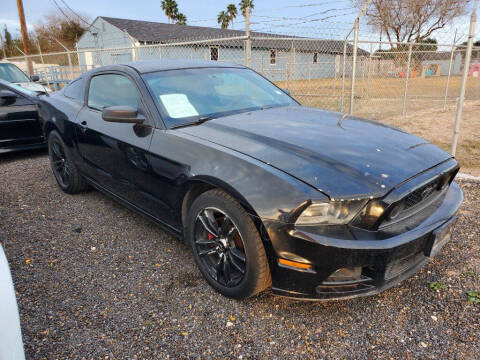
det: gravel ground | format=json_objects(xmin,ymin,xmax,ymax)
[{"xmin": 1, "ymin": 150, "xmax": 479, "ymax": 360}]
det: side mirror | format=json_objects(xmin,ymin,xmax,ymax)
[
  {"xmin": 31, "ymin": 75, "xmax": 40, "ymax": 82},
  {"xmin": 0, "ymin": 89, "xmax": 17, "ymax": 105},
  {"xmin": 102, "ymin": 106, "xmax": 145, "ymax": 124}
]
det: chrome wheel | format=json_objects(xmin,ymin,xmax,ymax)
[
  {"xmin": 194, "ymin": 207, "xmax": 247, "ymax": 287},
  {"xmin": 50, "ymin": 140, "xmax": 70, "ymax": 188}
]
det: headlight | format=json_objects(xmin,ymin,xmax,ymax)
[{"xmin": 295, "ymin": 200, "xmax": 367, "ymax": 226}]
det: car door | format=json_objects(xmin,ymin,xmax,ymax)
[
  {"xmin": 74, "ymin": 72, "xmax": 154, "ymax": 205},
  {"xmin": 0, "ymin": 83, "xmax": 43, "ymax": 149}
]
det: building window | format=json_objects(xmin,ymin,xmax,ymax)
[
  {"xmin": 270, "ymin": 49, "xmax": 276, "ymax": 65},
  {"xmin": 210, "ymin": 47, "xmax": 219, "ymax": 61},
  {"xmin": 313, "ymin": 52, "xmax": 318, "ymax": 64},
  {"xmin": 102, "ymin": 22, "xmax": 106, "ymax": 32}
]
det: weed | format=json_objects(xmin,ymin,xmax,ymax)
[
  {"xmin": 466, "ymin": 291, "xmax": 480, "ymax": 304},
  {"xmin": 429, "ymin": 281, "xmax": 446, "ymax": 291}
]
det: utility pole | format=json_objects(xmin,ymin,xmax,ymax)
[
  {"xmin": 16, "ymin": 0, "xmax": 34, "ymax": 75},
  {"xmin": 244, "ymin": 6, "xmax": 251, "ymax": 67},
  {"xmin": 451, "ymin": 0, "xmax": 478, "ymax": 156}
]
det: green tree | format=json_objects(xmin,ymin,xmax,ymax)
[
  {"xmin": 175, "ymin": 13, "xmax": 187, "ymax": 25},
  {"xmin": 414, "ymin": 38, "xmax": 438, "ymax": 52},
  {"xmin": 239, "ymin": 0, "xmax": 254, "ymax": 17},
  {"xmin": 217, "ymin": 10, "xmax": 230, "ymax": 29},
  {"xmin": 161, "ymin": 0, "xmax": 179, "ymax": 23},
  {"xmin": 4, "ymin": 26, "xmax": 13, "ymax": 57},
  {"xmin": 226, "ymin": 4, "xmax": 237, "ymax": 28}
]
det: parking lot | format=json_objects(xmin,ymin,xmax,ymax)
[{"xmin": 1, "ymin": 151, "xmax": 479, "ymax": 359}]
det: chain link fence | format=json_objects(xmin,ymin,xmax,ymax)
[
  {"xmin": 4, "ymin": 32, "xmax": 480, "ymax": 172},
  {"xmin": 6, "ymin": 35, "xmax": 479, "ymax": 119}
]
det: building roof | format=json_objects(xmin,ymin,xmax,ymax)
[
  {"xmin": 126, "ymin": 59, "xmax": 245, "ymax": 73},
  {"xmin": 97, "ymin": 16, "xmax": 368, "ymax": 55}
]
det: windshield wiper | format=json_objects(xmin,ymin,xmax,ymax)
[{"xmin": 171, "ymin": 116, "xmax": 216, "ymax": 129}]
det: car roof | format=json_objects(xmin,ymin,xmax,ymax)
[{"xmin": 89, "ymin": 59, "xmax": 246, "ymax": 75}]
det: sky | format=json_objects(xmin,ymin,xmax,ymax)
[{"xmin": 0, "ymin": 0, "xmax": 476, "ymax": 44}]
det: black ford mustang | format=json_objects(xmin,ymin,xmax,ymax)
[{"xmin": 38, "ymin": 60, "xmax": 463, "ymax": 300}]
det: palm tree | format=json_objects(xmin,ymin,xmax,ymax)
[
  {"xmin": 217, "ymin": 11, "xmax": 230, "ymax": 29},
  {"xmin": 161, "ymin": 0, "xmax": 179, "ymax": 23},
  {"xmin": 239, "ymin": 0, "xmax": 254, "ymax": 17},
  {"xmin": 175, "ymin": 13, "xmax": 187, "ymax": 25},
  {"xmin": 226, "ymin": 4, "xmax": 237, "ymax": 29}
]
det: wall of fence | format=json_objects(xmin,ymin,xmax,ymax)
[{"xmin": 5, "ymin": 35, "xmax": 480, "ymax": 123}]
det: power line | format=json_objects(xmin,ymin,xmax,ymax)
[
  {"xmin": 250, "ymin": 10, "xmax": 358, "ymax": 30},
  {"xmin": 58, "ymin": 0, "xmax": 92, "ymax": 27},
  {"xmin": 255, "ymin": 0, "xmax": 352, "ymax": 13}
]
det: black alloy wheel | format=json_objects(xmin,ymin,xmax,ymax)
[
  {"xmin": 194, "ymin": 207, "xmax": 247, "ymax": 287},
  {"xmin": 50, "ymin": 139, "xmax": 70, "ymax": 188},
  {"xmin": 48, "ymin": 130, "xmax": 88, "ymax": 194},
  {"xmin": 187, "ymin": 189, "xmax": 271, "ymax": 299}
]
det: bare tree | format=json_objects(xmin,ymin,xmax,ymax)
[
  {"xmin": 355, "ymin": 0, "xmax": 471, "ymax": 46},
  {"xmin": 34, "ymin": 10, "xmax": 89, "ymax": 53}
]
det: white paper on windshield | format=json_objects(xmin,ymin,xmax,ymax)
[{"xmin": 159, "ymin": 93, "xmax": 199, "ymax": 118}]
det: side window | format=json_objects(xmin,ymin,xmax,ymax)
[
  {"xmin": 87, "ymin": 74, "xmax": 141, "ymax": 110},
  {"xmin": 64, "ymin": 78, "xmax": 84, "ymax": 101}
]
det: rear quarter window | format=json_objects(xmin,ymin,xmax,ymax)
[{"xmin": 64, "ymin": 78, "xmax": 84, "ymax": 101}]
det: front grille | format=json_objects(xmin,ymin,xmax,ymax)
[{"xmin": 403, "ymin": 178, "xmax": 442, "ymax": 210}]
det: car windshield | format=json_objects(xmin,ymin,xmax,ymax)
[
  {"xmin": 0, "ymin": 63, "xmax": 31, "ymax": 83},
  {"xmin": 142, "ymin": 67, "xmax": 298, "ymax": 127}
]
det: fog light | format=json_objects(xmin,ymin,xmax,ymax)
[{"xmin": 323, "ymin": 267, "xmax": 362, "ymax": 284}]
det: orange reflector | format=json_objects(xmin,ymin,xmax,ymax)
[{"xmin": 278, "ymin": 258, "xmax": 312, "ymax": 269}]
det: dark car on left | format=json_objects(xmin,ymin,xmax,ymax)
[{"xmin": 0, "ymin": 79, "xmax": 46, "ymax": 154}]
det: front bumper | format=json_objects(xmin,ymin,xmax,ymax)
[{"xmin": 264, "ymin": 181, "xmax": 463, "ymax": 300}]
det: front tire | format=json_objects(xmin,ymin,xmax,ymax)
[
  {"xmin": 48, "ymin": 130, "xmax": 88, "ymax": 194},
  {"xmin": 186, "ymin": 189, "xmax": 271, "ymax": 299}
]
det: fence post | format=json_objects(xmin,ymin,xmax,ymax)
[
  {"xmin": 36, "ymin": 38, "xmax": 44, "ymax": 64},
  {"xmin": 402, "ymin": 43, "xmax": 413, "ymax": 116},
  {"xmin": 366, "ymin": 43, "xmax": 372, "ymax": 99},
  {"xmin": 451, "ymin": 0, "xmax": 478, "ymax": 156},
  {"xmin": 349, "ymin": 17, "xmax": 359, "ymax": 115},
  {"xmin": 67, "ymin": 51, "xmax": 74, "ymax": 79},
  {"xmin": 443, "ymin": 29, "xmax": 457, "ymax": 111},
  {"xmin": 340, "ymin": 39, "xmax": 347, "ymax": 112},
  {"xmin": 244, "ymin": 6, "xmax": 251, "ymax": 67}
]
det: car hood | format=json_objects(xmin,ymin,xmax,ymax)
[
  {"xmin": 178, "ymin": 106, "xmax": 453, "ymax": 199},
  {"xmin": 13, "ymin": 81, "xmax": 51, "ymax": 93}
]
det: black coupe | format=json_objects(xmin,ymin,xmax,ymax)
[
  {"xmin": 0, "ymin": 79, "xmax": 46, "ymax": 154},
  {"xmin": 38, "ymin": 60, "xmax": 463, "ymax": 300}
]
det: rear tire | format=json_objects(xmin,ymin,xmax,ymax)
[
  {"xmin": 48, "ymin": 130, "xmax": 88, "ymax": 194},
  {"xmin": 186, "ymin": 189, "xmax": 271, "ymax": 299}
]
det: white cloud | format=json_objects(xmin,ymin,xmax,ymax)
[{"xmin": 0, "ymin": 18, "xmax": 35, "ymax": 34}]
